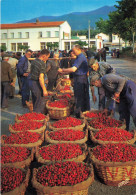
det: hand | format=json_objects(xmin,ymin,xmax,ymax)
[
  {"xmin": 43, "ymin": 89, "xmax": 48, "ymax": 96},
  {"xmin": 58, "ymin": 68, "xmax": 63, "ymax": 73},
  {"xmin": 92, "ymin": 95, "xmax": 97, "ymax": 104},
  {"xmin": 23, "ymin": 73, "xmax": 29, "ymax": 77},
  {"xmin": 10, "ymin": 82, "xmax": 14, "ymax": 86},
  {"xmin": 113, "ymin": 93, "xmax": 120, "ymax": 102}
]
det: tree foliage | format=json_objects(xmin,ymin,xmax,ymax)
[
  {"xmin": 74, "ymin": 40, "xmax": 88, "ymax": 47},
  {"xmin": 95, "ymin": 0, "xmax": 136, "ymax": 53}
]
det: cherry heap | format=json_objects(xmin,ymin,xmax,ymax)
[
  {"xmin": 1, "ymin": 167, "xmax": 26, "ymax": 193},
  {"xmin": 94, "ymin": 128, "xmax": 133, "ymax": 141},
  {"xmin": 48, "ymin": 99, "xmax": 69, "ymax": 108},
  {"xmin": 89, "ymin": 116, "xmax": 123, "ymax": 129},
  {"xmin": 4, "ymin": 131, "xmax": 41, "ymax": 144},
  {"xmin": 18, "ymin": 112, "xmax": 46, "ymax": 120},
  {"xmin": 36, "ymin": 161, "xmax": 90, "ymax": 186},
  {"xmin": 93, "ymin": 143, "xmax": 136, "ymax": 162},
  {"xmin": 49, "ymin": 129, "xmax": 85, "ymax": 141},
  {"xmin": 11, "ymin": 121, "xmax": 44, "ymax": 131},
  {"xmin": 1, "ymin": 146, "xmax": 31, "ymax": 163},
  {"xmin": 52, "ymin": 117, "xmax": 82, "ymax": 128}
]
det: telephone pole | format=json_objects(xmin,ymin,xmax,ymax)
[{"xmin": 88, "ymin": 20, "xmax": 90, "ymax": 49}]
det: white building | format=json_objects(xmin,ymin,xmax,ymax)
[
  {"xmin": 1, "ymin": 20, "xmax": 103, "ymax": 51},
  {"xmin": 95, "ymin": 33, "xmax": 130, "ymax": 50},
  {"xmin": 1, "ymin": 20, "xmax": 71, "ymax": 51}
]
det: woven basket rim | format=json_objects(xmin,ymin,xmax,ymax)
[
  {"xmin": 90, "ymin": 145, "xmax": 136, "ymax": 167},
  {"xmin": 45, "ymin": 128, "xmax": 88, "ymax": 144},
  {"xmin": 2, "ymin": 167, "xmax": 30, "ymax": 195},
  {"xmin": 1, "ymin": 147, "xmax": 34, "ymax": 168},
  {"xmin": 90, "ymin": 130, "xmax": 136, "ymax": 145},
  {"xmin": 32, "ymin": 162, "xmax": 94, "ymax": 193},
  {"xmin": 35, "ymin": 143, "xmax": 87, "ymax": 163}
]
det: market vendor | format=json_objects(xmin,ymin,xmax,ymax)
[
  {"xmin": 29, "ymin": 49, "xmax": 50, "ymax": 113},
  {"xmin": 90, "ymin": 73, "xmax": 136, "ymax": 130},
  {"xmin": 88, "ymin": 58, "xmax": 115, "ymax": 111},
  {"xmin": 58, "ymin": 44, "xmax": 90, "ymax": 118}
]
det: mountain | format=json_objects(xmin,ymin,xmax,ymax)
[{"xmin": 16, "ymin": 6, "xmax": 116, "ymax": 30}]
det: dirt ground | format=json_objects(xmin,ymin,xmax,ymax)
[{"xmin": 1, "ymin": 56, "xmax": 136, "ymax": 195}]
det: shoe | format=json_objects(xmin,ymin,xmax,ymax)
[{"xmin": 1, "ymin": 106, "xmax": 8, "ymax": 109}]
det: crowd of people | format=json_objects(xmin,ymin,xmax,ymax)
[{"xmin": 1, "ymin": 45, "xmax": 136, "ymax": 130}]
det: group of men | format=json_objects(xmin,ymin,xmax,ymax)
[{"xmin": 1, "ymin": 45, "xmax": 136, "ymax": 130}]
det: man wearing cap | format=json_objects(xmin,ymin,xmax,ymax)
[
  {"xmin": 89, "ymin": 58, "xmax": 115, "ymax": 111},
  {"xmin": 1, "ymin": 54, "xmax": 13, "ymax": 108},
  {"xmin": 91, "ymin": 73, "xmax": 136, "ymax": 130},
  {"xmin": 58, "ymin": 44, "xmax": 90, "ymax": 118}
]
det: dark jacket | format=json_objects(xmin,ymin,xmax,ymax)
[
  {"xmin": 17, "ymin": 55, "xmax": 28, "ymax": 76},
  {"xmin": 1, "ymin": 61, "xmax": 13, "ymax": 82}
]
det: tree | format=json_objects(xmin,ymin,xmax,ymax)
[
  {"xmin": 0, "ymin": 45, "xmax": 7, "ymax": 51},
  {"xmin": 74, "ymin": 40, "xmax": 88, "ymax": 47},
  {"xmin": 18, "ymin": 45, "xmax": 29, "ymax": 51},
  {"xmin": 114, "ymin": 0, "xmax": 136, "ymax": 53}
]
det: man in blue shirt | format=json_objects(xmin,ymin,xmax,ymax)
[
  {"xmin": 17, "ymin": 49, "xmax": 33, "ymax": 107},
  {"xmin": 58, "ymin": 44, "xmax": 90, "ymax": 117},
  {"xmin": 90, "ymin": 73, "xmax": 136, "ymax": 130}
]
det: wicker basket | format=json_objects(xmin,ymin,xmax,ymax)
[
  {"xmin": 81, "ymin": 110, "xmax": 104, "ymax": 121},
  {"xmin": 46, "ymin": 100, "xmax": 71, "ymax": 120},
  {"xmin": 9, "ymin": 121, "xmax": 47, "ymax": 134},
  {"xmin": 45, "ymin": 127, "xmax": 88, "ymax": 144},
  {"xmin": 2, "ymin": 167, "xmax": 30, "ymax": 195},
  {"xmin": 88, "ymin": 117, "xmax": 126, "ymax": 131},
  {"xmin": 1, "ymin": 133, "xmax": 44, "ymax": 148},
  {"xmin": 48, "ymin": 118, "xmax": 86, "ymax": 131},
  {"xmin": 90, "ymin": 146, "xmax": 136, "ymax": 186},
  {"xmin": 35, "ymin": 143, "xmax": 87, "ymax": 164},
  {"xmin": 90, "ymin": 130, "xmax": 136, "ymax": 145},
  {"xmin": 1, "ymin": 147, "xmax": 35, "ymax": 168},
  {"xmin": 15, "ymin": 113, "xmax": 49, "ymax": 123},
  {"xmin": 32, "ymin": 163, "xmax": 94, "ymax": 195}
]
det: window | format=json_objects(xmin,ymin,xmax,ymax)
[
  {"xmin": 23, "ymin": 42, "xmax": 28, "ymax": 46},
  {"xmin": 17, "ymin": 43, "xmax": 22, "ymax": 51},
  {"xmin": 55, "ymin": 31, "xmax": 59, "ymax": 37},
  {"xmin": 25, "ymin": 32, "xmax": 29, "ymax": 38},
  {"xmin": 39, "ymin": 32, "xmax": 42, "ymax": 38},
  {"xmin": 11, "ymin": 43, "xmax": 16, "ymax": 51},
  {"xmin": 46, "ymin": 31, "xmax": 51, "ymax": 38},
  {"xmin": 113, "ymin": 36, "xmax": 116, "ymax": 41},
  {"xmin": 18, "ymin": 32, "xmax": 22, "ymax": 38},
  {"xmin": 10, "ymin": 33, "xmax": 14, "ymax": 39},
  {"xmin": 40, "ymin": 42, "xmax": 46, "ymax": 50},
  {"xmin": 2, "ymin": 33, "xmax": 7, "ymax": 39}
]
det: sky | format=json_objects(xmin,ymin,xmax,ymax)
[{"xmin": 1, "ymin": 0, "xmax": 117, "ymax": 24}]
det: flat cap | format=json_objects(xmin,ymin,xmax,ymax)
[
  {"xmin": 90, "ymin": 74, "xmax": 100, "ymax": 84},
  {"xmin": 88, "ymin": 58, "xmax": 98, "ymax": 67}
]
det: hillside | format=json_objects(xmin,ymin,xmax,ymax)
[{"xmin": 17, "ymin": 6, "xmax": 116, "ymax": 30}]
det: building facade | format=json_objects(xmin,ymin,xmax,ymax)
[{"xmin": 1, "ymin": 20, "xmax": 103, "ymax": 51}]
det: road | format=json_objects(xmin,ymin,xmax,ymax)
[{"xmin": 1, "ymin": 56, "xmax": 136, "ymax": 195}]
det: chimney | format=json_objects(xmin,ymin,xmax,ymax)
[{"xmin": 36, "ymin": 18, "xmax": 40, "ymax": 23}]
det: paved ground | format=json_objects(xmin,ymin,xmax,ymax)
[{"xmin": 1, "ymin": 56, "xmax": 136, "ymax": 195}]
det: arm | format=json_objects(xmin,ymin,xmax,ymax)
[
  {"xmin": 39, "ymin": 73, "xmax": 48, "ymax": 96},
  {"xmin": 90, "ymin": 86, "xmax": 97, "ymax": 103},
  {"xmin": 58, "ymin": 66, "xmax": 77, "ymax": 75},
  {"xmin": 17, "ymin": 57, "xmax": 28, "ymax": 76}
]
